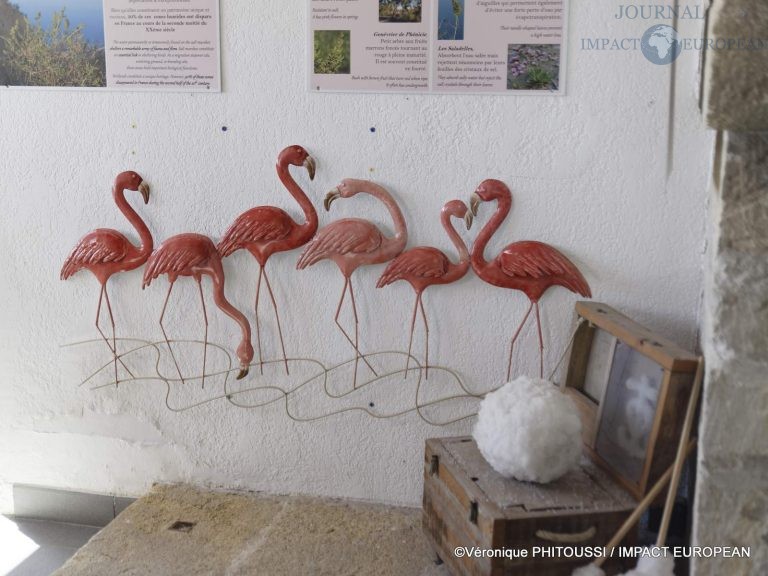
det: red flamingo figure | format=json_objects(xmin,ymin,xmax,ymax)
[
  {"xmin": 218, "ymin": 145, "xmax": 317, "ymax": 376},
  {"xmin": 297, "ymin": 179, "xmax": 408, "ymax": 388},
  {"xmin": 469, "ymin": 179, "xmax": 592, "ymax": 380},
  {"xmin": 376, "ymin": 200, "xmax": 473, "ymax": 378},
  {"xmin": 61, "ymin": 171, "xmax": 152, "ymax": 387},
  {"xmin": 142, "ymin": 233, "xmax": 254, "ymax": 385}
]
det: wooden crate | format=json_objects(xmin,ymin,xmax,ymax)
[
  {"xmin": 423, "ymin": 437, "xmax": 637, "ymax": 576},
  {"xmin": 562, "ymin": 301, "xmax": 698, "ymax": 499}
]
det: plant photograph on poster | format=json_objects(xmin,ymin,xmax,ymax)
[
  {"xmin": 507, "ymin": 44, "xmax": 560, "ymax": 90},
  {"xmin": 379, "ymin": 0, "xmax": 421, "ymax": 24},
  {"xmin": 313, "ymin": 30, "xmax": 351, "ymax": 74},
  {"xmin": 438, "ymin": 0, "xmax": 464, "ymax": 40},
  {"xmin": 0, "ymin": 0, "xmax": 105, "ymax": 87}
]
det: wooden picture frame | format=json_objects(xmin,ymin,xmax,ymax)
[{"xmin": 562, "ymin": 302, "xmax": 698, "ymax": 500}]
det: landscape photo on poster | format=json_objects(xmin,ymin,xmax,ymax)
[
  {"xmin": 379, "ymin": 0, "xmax": 421, "ymax": 23},
  {"xmin": 0, "ymin": 0, "xmax": 106, "ymax": 87}
]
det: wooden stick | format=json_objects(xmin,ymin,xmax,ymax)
[{"xmin": 656, "ymin": 357, "xmax": 704, "ymax": 546}]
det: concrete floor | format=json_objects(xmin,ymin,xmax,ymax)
[
  {"xmin": 54, "ymin": 484, "xmax": 448, "ymax": 576},
  {"xmin": 0, "ymin": 517, "xmax": 99, "ymax": 576}
]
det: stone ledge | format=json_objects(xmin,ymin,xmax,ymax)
[{"xmin": 53, "ymin": 483, "xmax": 447, "ymax": 576}]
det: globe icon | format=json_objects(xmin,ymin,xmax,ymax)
[{"xmin": 641, "ymin": 25, "xmax": 682, "ymax": 65}]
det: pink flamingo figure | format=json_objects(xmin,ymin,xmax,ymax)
[
  {"xmin": 469, "ymin": 179, "xmax": 592, "ymax": 380},
  {"xmin": 142, "ymin": 233, "xmax": 254, "ymax": 385},
  {"xmin": 376, "ymin": 200, "xmax": 473, "ymax": 378},
  {"xmin": 218, "ymin": 145, "xmax": 317, "ymax": 376},
  {"xmin": 61, "ymin": 171, "xmax": 152, "ymax": 387},
  {"xmin": 297, "ymin": 179, "xmax": 408, "ymax": 388}
]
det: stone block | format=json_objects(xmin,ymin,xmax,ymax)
[
  {"xmin": 703, "ymin": 1, "xmax": 768, "ymax": 130},
  {"xmin": 54, "ymin": 484, "xmax": 447, "ymax": 576}
]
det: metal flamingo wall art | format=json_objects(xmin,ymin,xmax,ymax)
[
  {"xmin": 469, "ymin": 179, "xmax": 592, "ymax": 380},
  {"xmin": 61, "ymin": 171, "xmax": 153, "ymax": 387},
  {"xmin": 297, "ymin": 179, "xmax": 408, "ymax": 389},
  {"xmin": 377, "ymin": 200, "xmax": 473, "ymax": 378},
  {"xmin": 142, "ymin": 233, "xmax": 254, "ymax": 385},
  {"xmin": 218, "ymin": 145, "xmax": 317, "ymax": 376}
]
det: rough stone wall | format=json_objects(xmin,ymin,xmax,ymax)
[
  {"xmin": 694, "ymin": 131, "xmax": 768, "ymax": 575},
  {"xmin": 703, "ymin": 0, "xmax": 768, "ymax": 130}
]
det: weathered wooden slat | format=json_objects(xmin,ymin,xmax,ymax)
[
  {"xmin": 575, "ymin": 302, "xmax": 698, "ymax": 372},
  {"xmin": 564, "ymin": 319, "xmax": 596, "ymax": 392},
  {"xmin": 440, "ymin": 438, "xmax": 635, "ymax": 515}
]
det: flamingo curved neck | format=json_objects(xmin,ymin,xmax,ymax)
[
  {"xmin": 366, "ymin": 183, "xmax": 407, "ymax": 252},
  {"xmin": 210, "ymin": 274, "xmax": 252, "ymax": 345},
  {"xmin": 114, "ymin": 185, "xmax": 152, "ymax": 258},
  {"xmin": 277, "ymin": 160, "xmax": 317, "ymax": 244},
  {"xmin": 441, "ymin": 211, "xmax": 469, "ymax": 265},
  {"xmin": 471, "ymin": 194, "xmax": 511, "ymax": 273}
]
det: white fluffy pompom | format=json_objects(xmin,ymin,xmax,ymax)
[{"xmin": 473, "ymin": 377, "xmax": 582, "ymax": 483}]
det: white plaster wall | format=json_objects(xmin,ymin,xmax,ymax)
[{"xmin": 0, "ymin": 1, "xmax": 714, "ymax": 510}]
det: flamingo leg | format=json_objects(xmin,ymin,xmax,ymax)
[
  {"xmin": 197, "ymin": 279, "xmax": 208, "ymax": 389},
  {"xmin": 94, "ymin": 284, "xmax": 135, "ymax": 386},
  {"xmin": 262, "ymin": 266, "xmax": 290, "ymax": 377},
  {"xmin": 419, "ymin": 293, "xmax": 430, "ymax": 380},
  {"xmin": 349, "ymin": 277, "xmax": 360, "ymax": 389},
  {"xmin": 159, "ymin": 282, "xmax": 185, "ymax": 386},
  {"xmin": 404, "ymin": 292, "xmax": 420, "ymax": 379},
  {"xmin": 348, "ymin": 277, "xmax": 378, "ymax": 388},
  {"xmin": 334, "ymin": 277, "xmax": 378, "ymax": 378},
  {"xmin": 535, "ymin": 302, "xmax": 544, "ymax": 379},
  {"xmin": 254, "ymin": 265, "xmax": 264, "ymax": 375},
  {"xmin": 506, "ymin": 300, "xmax": 534, "ymax": 382},
  {"xmin": 102, "ymin": 285, "xmax": 128, "ymax": 388}
]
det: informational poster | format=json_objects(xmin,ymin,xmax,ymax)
[
  {"xmin": 0, "ymin": 0, "xmax": 220, "ymax": 91},
  {"xmin": 308, "ymin": 0, "xmax": 567, "ymax": 94}
]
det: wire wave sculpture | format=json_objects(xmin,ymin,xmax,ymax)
[
  {"xmin": 64, "ymin": 319, "xmax": 582, "ymax": 427},
  {"xmin": 65, "ymin": 338, "xmax": 487, "ymax": 426}
]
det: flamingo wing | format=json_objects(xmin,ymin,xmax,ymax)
[
  {"xmin": 218, "ymin": 207, "xmax": 293, "ymax": 256},
  {"xmin": 297, "ymin": 219, "xmax": 382, "ymax": 269},
  {"xmin": 499, "ymin": 241, "xmax": 592, "ymax": 297},
  {"xmin": 142, "ymin": 243, "xmax": 209, "ymax": 288},
  {"xmin": 377, "ymin": 247, "xmax": 448, "ymax": 288},
  {"xmin": 60, "ymin": 229, "xmax": 127, "ymax": 280}
]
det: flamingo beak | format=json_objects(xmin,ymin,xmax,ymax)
[
  {"xmin": 236, "ymin": 365, "xmax": 249, "ymax": 380},
  {"xmin": 303, "ymin": 155, "xmax": 316, "ymax": 181},
  {"xmin": 139, "ymin": 181, "xmax": 150, "ymax": 204},
  {"xmin": 324, "ymin": 188, "xmax": 341, "ymax": 211},
  {"xmin": 464, "ymin": 210, "xmax": 474, "ymax": 230},
  {"xmin": 469, "ymin": 193, "xmax": 480, "ymax": 217}
]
